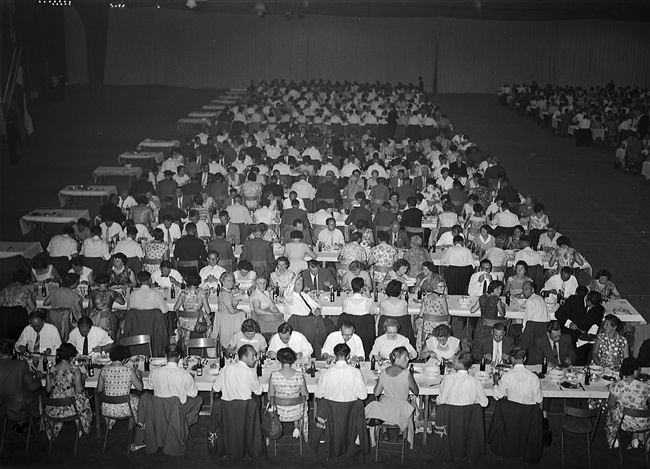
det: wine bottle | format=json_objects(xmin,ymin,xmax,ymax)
[
  {"xmin": 505, "ymin": 291, "xmax": 511, "ymax": 306},
  {"xmin": 256, "ymin": 360, "xmax": 262, "ymax": 377},
  {"xmin": 329, "ymin": 287, "xmax": 335, "ymax": 302},
  {"xmin": 219, "ymin": 350, "xmax": 225, "ymax": 369},
  {"xmin": 197, "ymin": 361, "xmax": 203, "ymax": 376},
  {"xmin": 480, "ymin": 357, "xmax": 486, "ymax": 371},
  {"xmin": 541, "ymin": 356, "xmax": 548, "ymax": 374},
  {"xmin": 170, "ymin": 284, "xmax": 176, "ymax": 299},
  {"xmin": 370, "ymin": 356, "xmax": 376, "ymax": 371}
]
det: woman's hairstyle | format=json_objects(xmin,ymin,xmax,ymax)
[
  {"xmin": 351, "ymin": 277, "xmax": 365, "ymax": 293},
  {"xmin": 70, "ymin": 257, "xmax": 85, "ymax": 268},
  {"xmin": 480, "ymin": 224, "xmax": 491, "ymax": 233},
  {"xmin": 495, "ymin": 234, "xmax": 509, "ymax": 249},
  {"xmin": 152, "ymin": 228, "xmax": 165, "ymax": 242},
  {"xmin": 515, "ymin": 260, "xmax": 529, "ymax": 272},
  {"xmin": 473, "ymin": 203, "xmax": 483, "ymax": 214},
  {"xmin": 220, "ymin": 272, "xmax": 235, "ymax": 284},
  {"xmin": 392, "ymin": 259, "xmax": 410, "ymax": 273},
  {"xmin": 275, "ymin": 256, "xmax": 290, "ymax": 269},
  {"xmin": 256, "ymin": 222, "xmax": 268, "ymax": 233},
  {"xmin": 377, "ymin": 230, "xmax": 390, "ymax": 243},
  {"xmin": 383, "ymin": 318, "xmax": 400, "ymax": 332},
  {"xmin": 556, "ymin": 235, "xmax": 571, "ymax": 247},
  {"xmin": 94, "ymin": 273, "xmax": 109, "ymax": 285},
  {"xmin": 112, "ymin": 252, "xmax": 128, "ymax": 264},
  {"xmin": 109, "ymin": 345, "xmax": 131, "ymax": 362},
  {"xmin": 389, "ymin": 346, "xmax": 409, "ymax": 364},
  {"xmin": 595, "ymin": 269, "xmax": 612, "ymax": 280},
  {"xmin": 422, "ymin": 261, "xmax": 435, "ymax": 272},
  {"xmin": 533, "ymin": 203, "xmax": 545, "ymax": 213},
  {"xmin": 433, "ymin": 324, "xmax": 451, "ymax": 338},
  {"xmin": 348, "ymin": 260, "xmax": 363, "ymax": 272},
  {"xmin": 620, "ymin": 357, "xmax": 640, "ymax": 377},
  {"xmin": 237, "ymin": 260, "xmax": 254, "ymax": 271},
  {"xmin": 604, "ymin": 314, "xmax": 622, "ymax": 333},
  {"xmin": 56, "ymin": 343, "xmax": 78, "ymax": 362},
  {"xmin": 241, "ymin": 318, "xmax": 261, "ymax": 334},
  {"xmin": 349, "ymin": 231, "xmax": 362, "ymax": 243},
  {"xmin": 289, "ymin": 230, "xmax": 304, "ymax": 240},
  {"xmin": 442, "ymin": 201, "xmax": 454, "ymax": 212},
  {"xmin": 62, "ymin": 272, "xmax": 80, "ymax": 288},
  {"xmin": 185, "ymin": 274, "xmax": 201, "ymax": 287},
  {"xmin": 276, "ymin": 347, "xmax": 297, "ymax": 365},
  {"xmin": 487, "ymin": 280, "xmax": 504, "ymax": 294},
  {"xmin": 385, "ymin": 280, "xmax": 403, "ymax": 298}
]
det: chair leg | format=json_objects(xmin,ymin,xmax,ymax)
[
  {"xmin": 401, "ymin": 428, "xmax": 406, "ymax": 464},
  {"xmin": 618, "ymin": 431, "xmax": 623, "ymax": 466},
  {"xmin": 273, "ymin": 438, "xmax": 277, "ymax": 458},
  {"xmin": 25, "ymin": 418, "xmax": 32, "ymax": 453},
  {"xmin": 103, "ymin": 420, "xmax": 110, "ymax": 453},
  {"xmin": 561, "ymin": 430, "xmax": 565, "ymax": 467},
  {"xmin": 128, "ymin": 417, "xmax": 136, "ymax": 455},
  {"xmin": 587, "ymin": 433, "xmax": 591, "ymax": 467},
  {"xmin": 74, "ymin": 421, "xmax": 80, "ymax": 458},
  {"xmin": 299, "ymin": 421, "xmax": 303, "ymax": 456},
  {"xmin": 375, "ymin": 427, "xmax": 380, "ymax": 462},
  {"xmin": 0, "ymin": 417, "xmax": 7, "ymax": 453}
]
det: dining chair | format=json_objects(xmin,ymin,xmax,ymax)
[
  {"xmin": 271, "ymin": 395, "xmax": 307, "ymax": 457},
  {"xmin": 560, "ymin": 405, "xmax": 601, "ymax": 467},
  {"xmin": 42, "ymin": 397, "xmax": 86, "ymax": 457},
  {"xmin": 617, "ymin": 407, "xmax": 650, "ymax": 467},
  {"xmin": 97, "ymin": 393, "xmax": 137, "ymax": 454},
  {"xmin": 120, "ymin": 334, "xmax": 153, "ymax": 357}
]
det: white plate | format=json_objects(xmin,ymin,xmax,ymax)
[
  {"xmin": 474, "ymin": 371, "xmax": 491, "ymax": 381},
  {"xmin": 548, "ymin": 369, "xmax": 565, "ymax": 379},
  {"xmin": 208, "ymin": 367, "xmax": 220, "ymax": 376},
  {"xmin": 150, "ymin": 358, "xmax": 167, "ymax": 367},
  {"xmin": 589, "ymin": 365, "xmax": 604, "ymax": 376}
]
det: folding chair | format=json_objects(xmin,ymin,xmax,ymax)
[
  {"xmin": 97, "ymin": 393, "xmax": 137, "ymax": 454},
  {"xmin": 185, "ymin": 337, "xmax": 218, "ymax": 358},
  {"xmin": 560, "ymin": 405, "xmax": 601, "ymax": 467},
  {"xmin": 271, "ymin": 396, "xmax": 307, "ymax": 457},
  {"xmin": 42, "ymin": 397, "xmax": 87, "ymax": 457},
  {"xmin": 617, "ymin": 407, "xmax": 650, "ymax": 467},
  {"xmin": 120, "ymin": 334, "xmax": 153, "ymax": 357}
]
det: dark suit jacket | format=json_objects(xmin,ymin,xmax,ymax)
[
  {"xmin": 281, "ymin": 208, "xmax": 310, "ymax": 229},
  {"xmin": 530, "ymin": 334, "xmax": 577, "ymax": 366},
  {"xmin": 174, "ymin": 195, "xmax": 193, "ymax": 211},
  {"xmin": 412, "ymin": 175, "xmax": 428, "ymax": 192},
  {"xmin": 240, "ymin": 238, "xmax": 275, "ymax": 278},
  {"xmin": 401, "ymin": 207, "xmax": 423, "ymax": 229},
  {"xmin": 345, "ymin": 207, "xmax": 374, "ymax": 229},
  {"xmin": 389, "ymin": 229, "xmax": 410, "ymax": 249},
  {"xmin": 374, "ymin": 211, "xmax": 397, "ymax": 228},
  {"xmin": 157, "ymin": 179, "xmax": 178, "ymax": 201},
  {"xmin": 99, "ymin": 202, "xmax": 125, "ymax": 224},
  {"xmin": 389, "ymin": 177, "xmax": 412, "ymax": 192},
  {"xmin": 130, "ymin": 179, "xmax": 154, "ymax": 197},
  {"xmin": 0, "ymin": 358, "xmax": 41, "ymax": 419},
  {"xmin": 471, "ymin": 335, "xmax": 515, "ymax": 362},
  {"xmin": 173, "ymin": 234, "xmax": 207, "ymax": 264},
  {"xmin": 554, "ymin": 295, "xmax": 604, "ymax": 344},
  {"xmin": 158, "ymin": 206, "xmax": 185, "ymax": 224},
  {"xmin": 300, "ymin": 267, "xmax": 339, "ymax": 291},
  {"xmin": 396, "ymin": 184, "xmax": 417, "ymax": 202},
  {"xmin": 222, "ymin": 197, "xmax": 237, "ymax": 209},
  {"xmin": 207, "ymin": 238, "xmax": 235, "ymax": 262},
  {"xmin": 198, "ymin": 171, "xmax": 215, "ymax": 187},
  {"xmin": 448, "ymin": 162, "xmax": 468, "ymax": 178},
  {"xmin": 183, "ymin": 181, "xmax": 202, "ymax": 198},
  {"xmin": 315, "ymin": 182, "xmax": 341, "ymax": 200},
  {"xmin": 262, "ymin": 182, "xmax": 284, "ymax": 198}
]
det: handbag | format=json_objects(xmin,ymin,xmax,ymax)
[
  {"xmin": 194, "ymin": 320, "xmax": 208, "ymax": 334},
  {"xmin": 262, "ymin": 402, "xmax": 283, "ymax": 439}
]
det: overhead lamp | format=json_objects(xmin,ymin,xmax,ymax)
[
  {"xmin": 254, "ymin": 1, "xmax": 268, "ymax": 17},
  {"xmin": 186, "ymin": 0, "xmax": 197, "ymax": 8}
]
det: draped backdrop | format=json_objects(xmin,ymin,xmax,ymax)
[{"xmin": 66, "ymin": 8, "xmax": 650, "ymax": 92}]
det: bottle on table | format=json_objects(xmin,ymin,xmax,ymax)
[
  {"xmin": 41, "ymin": 282, "xmax": 47, "ymax": 297},
  {"xmin": 170, "ymin": 284, "xmax": 176, "ymax": 299},
  {"xmin": 373, "ymin": 288, "xmax": 378, "ymax": 302},
  {"xmin": 480, "ymin": 357, "xmax": 486, "ymax": 372},
  {"xmin": 404, "ymin": 291, "xmax": 409, "ymax": 303},
  {"xmin": 584, "ymin": 367, "xmax": 591, "ymax": 385},
  {"xmin": 541, "ymin": 356, "xmax": 548, "ymax": 375},
  {"xmin": 42, "ymin": 355, "xmax": 49, "ymax": 371},
  {"xmin": 505, "ymin": 291, "xmax": 511, "ymax": 306},
  {"xmin": 144, "ymin": 355, "xmax": 150, "ymax": 372},
  {"xmin": 329, "ymin": 287, "xmax": 335, "ymax": 302},
  {"xmin": 310, "ymin": 359, "xmax": 316, "ymax": 378},
  {"xmin": 87, "ymin": 361, "xmax": 94, "ymax": 378},
  {"xmin": 336, "ymin": 287, "xmax": 341, "ymax": 297},
  {"xmin": 197, "ymin": 360, "xmax": 203, "ymax": 377},
  {"xmin": 439, "ymin": 360, "xmax": 446, "ymax": 375},
  {"xmin": 256, "ymin": 359, "xmax": 262, "ymax": 377},
  {"xmin": 370, "ymin": 356, "xmax": 376, "ymax": 371},
  {"xmin": 417, "ymin": 289, "xmax": 422, "ymax": 301},
  {"xmin": 219, "ymin": 350, "xmax": 225, "ymax": 369}
]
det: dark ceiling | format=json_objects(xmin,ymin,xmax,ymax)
[{"xmin": 62, "ymin": 0, "xmax": 650, "ymax": 21}]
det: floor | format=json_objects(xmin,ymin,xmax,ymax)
[{"xmin": 0, "ymin": 85, "xmax": 649, "ymax": 467}]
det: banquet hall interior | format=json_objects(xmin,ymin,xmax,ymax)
[{"xmin": 0, "ymin": 0, "xmax": 649, "ymax": 467}]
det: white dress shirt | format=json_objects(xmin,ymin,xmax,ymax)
[
  {"xmin": 514, "ymin": 247, "xmax": 543, "ymax": 267},
  {"xmin": 371, "ymin": 334, "xmax": 417, "ymax": 359},
  {"xmin": 81, "ymin": 236, "xmax": 111, "ymax": 260},
  {"xmin": 151, "ymin": 269, "xmax": 183, "ymax": 289},
  {"xmin": 467, "ymin": 272, "xmax": 494, "ymax": 297},
  {"xmin": 183, "ymin": 220, "xmax": 211, "ymax": 239},
  {"xmin": 15, "ymin": 323, "xmax": 62, "ymax": 353},
  {"xmin": 199, "ymin": 264, "xmax": 226, "ymax": 289},
  {"xmin": 314, "ymin": 360, "xmax": 368, "ymax": 402},
  {"xmin": 148, "ymin": 362, "xmax": 198, "ymax": 404},
  {"xmin": 282, "ymin": 198, "xmax": 307, "ymax": 211},
  {"xmin": 127, "ymin": 285, "xmax": 169, "ymax": 313},
  {"xmin": 493, "ymin": 211, "xmax": 519, "ymax": 228},
  {"xmin": 436, "ymin": 231, "xmax": 456, "ymax": 247},
  {"xmin": 342, "ymin": 293, "xmax": 376, "ymax": 316},
  {"xmin": 437, "ymin": 370, "xmax": 488, "ymax": 407},
  {"xmin": 493, "ymin": 364, "xmax": 543, "ymax": 405},
  {"xmin": 47, "ymin": 234, "xmax": 78, "ymax": 259},
  {"xmin": 543, "ymin": 274, "xmax": 578, "ymax": 297},
  {"xmin": 267, "ymin": 331, "xmax": 313, "ymax": 357},
  {"xmin": 523, "ymin": 294, "xmax": 549, "ymax": 329},
  {"xmin": 317, "ymin": 229, "xmax": 344, "ymax": 247},
  {"xmin": 322, "ymin": 332, "xmax": 365, "ymax": 359},
  {"xmin": 212, "ymin": 360, "xmax": 263, "ymax": 401},
  {"xmin": 68, "ymin": 326, "xmax": 114, "ymax": 356},
  {"xmin": 113, "ymin": 238, "xmax": 144, "ymax": 259},
  {"xmin": 365, "ymin": 163, "xmax": 388, "ymax": 179},
  {"xmin": 312, "ymin": 210, "xmax": 331, "ymax": 226},
  {"xmin": 100, "ymin": 222, "xmax": 125, "ymax": 242},
  {"xmin": 282, "ymin": 285, "xmax": 321, "ymax": 320},
  {"xmin": 155, "ymin": 223, "xmax": 182, "ymax": 243},
  {"xmin": 290, "ymin": 180, "xmax": 316, "ymax": 199},
  {"xmin": 440, "ymin": 245, "xmax": 474, "ymax": 267}
]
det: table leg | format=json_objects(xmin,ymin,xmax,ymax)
[
  {"xmin": 94, "ymin": 388, "xmax": 101, "ymax": 438},
  {"xmin": 422, "ymin": 395, "xmax": 429, "ymax": 445}
]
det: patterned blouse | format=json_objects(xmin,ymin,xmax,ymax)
[
  {"xmin": 587, "ymin": 279, "xmax": 618, "ymax": 299},
  {"xmin": 0, "ymin": 282, "xmax": 33, "ymax": 309},
  {"xmin": 369, "ymin": 243, "xmax": 398, "ymax": 268},
  {"xmin": 339, "ymin": 242, "xmax": 368, "ymax": 265},
  {"xmin": 553, "ymin": 245, "xmax": 581, "ymax": 269},
  {"xmin": 403, "ymin": 246, "xmax": 431, "ymax": 277},
  {"xmin": 596, "ymin": 333, "xmax": 628, "ymax": 369},
  {"xmin": 109, "ymin": 266, "xmax": 134, "ymax": 287}
]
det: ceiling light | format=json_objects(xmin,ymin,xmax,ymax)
[{"xmin": 186, "ymin": 0, "xmax": 197, "ymax": 8}]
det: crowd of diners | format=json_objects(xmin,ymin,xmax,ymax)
[
  {"xmin": 498, "ymin": 82, "xmax": 649, "ymax": 173},
  {"xmin": 1, "ymin": 79, "xmax": 647, "ymax": 463}
]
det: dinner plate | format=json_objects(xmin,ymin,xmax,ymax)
[
  {"xmin": 474, "ymin": 371, "xmax": 491, "ymax": 381},
  {"xmin": 602, "ymin": 374, "xmax": 618, "ymax": 382},
  {"xmin": 547, "ymin": 369, "xmax": 565, "ymax": 379},
  {"xmin": 588, "ymin": 365, "xmax": 604, "ymax": 375},
  {"xmin": 561, "ymin": 380, "xmax": 580, "ymax": 389}
]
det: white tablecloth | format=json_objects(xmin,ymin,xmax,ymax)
[
  {"xmin": 642, "ymin": 161, "xmax": 650, "ymax": 180},
  {"xmin": 58, "ymin": 185, "xmax": 118, "ymax": 207},
  {"xmin": 177, "ymin": 117, "xmax": 210, "ymax": 127},
  {"xmin": 202, "ymin": 104, "xmax": 225, "ymax": 111},
  {"xmin": 136, "ymin": 139, "xmax": 180, "ymax": 151},
  {"xmin": 117, "ymin": 151, "xmax": 164, "ymax": 165},
  {"xmin": 20, "ymin": 209, "xmax": 90, "ymax": 235},
  {"xmin": 92, "ymin": 166, "xmax": 142, "ymax": 183},
  {"xmin": 0, "ymin": 242, "xmax": 43, "ymax": 259}
]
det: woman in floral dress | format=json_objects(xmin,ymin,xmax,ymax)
[
  {"xmin": 415, "ymin": 277, "xmax": 450, "ymax": 353},
  {"xmin": 469, "ymin": 280, "xmax": 506, "ymax": 339},
  {"xmin": 96, "ymin": 345, "xmax": 143, "ymax": 430},
  {"xmin": 45, "ymin": 343, "xmax": 92, "ymax": 441},
  {"xmin": 87, "ymin": 273, "xmax": 125, "ymax": 339},
  {"xmin": 268, "ymin": 347, "xmax": 309, "ymax": 440},
  {"xmin": 588, "ymin": 269, "xmax": 622, "ymax": 300},
  {"xmin": 338, "ymin": 231, "xmax": 367, "ymax": 279},
  {"xmin": 593, "ymin": 314, "xmax": 629, "ymax": 369},
  {"xmin": 527, "ymin": 203, "xmax": 549, "ymax": 250},
  {"xmin": 108, "ymin": 253, "xmax": 137, "ymax": 288},
  {"xmin": 549, "ymin": 236, "xmax": 584, "ymax": 274},
  {"xmin": 142, "ymin": 228, "xmax": 169, "ymax": 274},
  {"xmin": 606, "ymin": 357, "xmax": 650, "ymax": 449},
  {"xmin": 0, "ymin": 270, "xmax": 36, "ymax": 312},
  {"xmin": 369, "ymin": 230, "xmax": 398, "ymax": 285},
  {"xmin": 269, "ymin": 257, "xmax": 296, "ymax": 296},
  {"xmin": 173, "ymin": 274, "xmax": 212, "ymax": 349},
  {"xmin": 403, "ymin": 235, "xmax": 430, "ymax": 277}
]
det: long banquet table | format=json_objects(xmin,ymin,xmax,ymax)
[
  {"xmin": 92, "ymin": 166, "xmax": 143, "ymax": 184},
  {"xmin": 58, "ymin": 185, "xmax": 118, "ymax": 208},
  {"xmin": 20, "ymin": 209, "xmax": 91, "ymax": 237},
  {"xmin": 0, "ymin": 242, "xmax": 43, "ymax": 259}
]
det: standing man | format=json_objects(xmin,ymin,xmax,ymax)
[{"xmin": 173, "ymin": 223, "xmax": 208, "ymax": 276}]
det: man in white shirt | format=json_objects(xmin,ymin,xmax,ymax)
[
  {"xmin": 467, "ymin": 259, "xmax": 499, "ymax": 296},
  {"xmin": 267, "ymin": 323, "xmax": 313, "ymax": 359},
  {"xmin": 318, "ymin": 158, "xmax": 340, "ymax": 178},
  {"xmin": 99, "ymin": 217, "xmax": 125, "ymax": 243},
  {"xmin": 81, "ymin": 226, "xmax": 111, "ymax": 261},
  {"xmin": 493, "ymin": 346, "xmax": 543, "ymax": 405},
  {"xmin": 68, "ymin": 316, "xmax": 114, "ymax": 357},
  {"xmin": 184, "ymin": 209, "xmax": 211, "ymax": 239},
  {"xmin": 199, "ymin": 251, "xmax": 226, "ymax": 289},
  {"xmin": 522, "ymin": 281, "xmax": 549, "ymax": 329},
  {"xmin": 15, "ymin": 311, "xmax": 62, "ymax": 355},
  {"xmin": 492, "ymin": 202, "xmax": 519, "ymax": 228},
  {"xmin": 436, "ymin": 167, "xmax": 454, "ymax": 192},
  {"xmin": 271, "ymin": 159, "xmax": 292, "ymax": 176},
  {"xmin": 302, "ymin": 143, "xmax": 321, "ymax": 161},
  {"xmin": 290, "ymin": 174, "xmax": 316, "ymax": 200},
  {"xmin": 317, "ymin": 218, "xmax": 345, "ymax": 249},
  {"xmin": 315, "ymin": 343, "xmax": 368, "ymax": 402},
  {"xmin": 439, "ymin": 236, "xmax": 475, "ymax": 267},
  {"xmin": 365, "ymin": 157, "xmax": 388, "ymax": 179},
  {"xmin": 148, "ymin": 344, "xmax": 202, "ymax": 425},
  {"xmin": 282, "ymin": 192, "xmax": 307, "ymax": 211},
  {"xmin": 128, "ymin": 271, "xmax": 169, "ymax": 313},
  {"xmin": 46, "ymin": 226, "xmax": 78, "ymax": 259},
  {"xmin": 156, "ymin": 216, "xmax": 182, "ymax": 244},
  {"xmin": 212, "ymin": 344, "xmax": 263, "ymax": 400},
  {"xmin": 437, "ymin": 351, "xmax": 488, "ymax": 407},
  {"xmin": 537, "ymin": 224, "xmax": 561, "ymax": 251},
  {"xmin": 225, "ymin": 195, "xmax": 253, "ymax": 225},
  {"xmin": 513, "ymin": 237, "xmax": 542, "ymax": 266},
  {"xmin": 151, "ymin": 261, "xmax": 183, "ymax": 289},
  {"xmin": 113, "ymin": 226, "xmax": 144, "ymax": 259},
  {"xmin": 322, "ymin": 321, "xmax": 365, "ymax": 363},
  {"xmin": 436, "ymin": 225, "xmax": 463, "ymax": 248},
  {"xmin": 542, "ymin": 267, "xmax": 578, "ymax": 298},
  {"xmin": 312, "ymin": 202, "xmax": 332, "ymax": 226},
  {"xmin": 340, "ymin": 160, "xmax": 360, "ymax": 178},
  {"xmin": 282, "ymin": 276, "xmax": 322, "ymax": 320}
]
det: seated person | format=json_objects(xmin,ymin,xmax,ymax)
[
  {"xmin": 267, "ymin": 323, "xmax": 313, "ymax": 359},
  {"xmin": 437, "ymin": 351, "xmax": 488, "ymax": 407},
  {"xmin": 493, "ymin": 346, "xmax": 543, "ymax": 405},
  {"xmin": 199, "ymin": 251, "xmax": 227, "ymax": 289},
  {"xmin": 471, "ymin": 322, "xmax": 514, "ymax": 364},
  {"xmin": 234, "ymin": 260, "xmax": 257, "ymax": 291},
  {"xmin": 529, "ymin": 320, "xmax": 577, "ymax": 367},
  {"xmin": 300, "ymin": 259, "xmax": 338, "ymax": 292},
  {"xmin": 322, "ymin": 321, "xmax": 365, "ymax": 363},
  {"xmin": 151, "ymin": 260, "xmax": 183, "ymax": 289},
  {"xmin": 315, "ymin": 343, "xmax": 368, "ymax": 402},
  {"xmin": 226, "ymin": 319, "xmax": 268, "ymax": 356},
  {"xmin": 436, "ymin": 224, "xmax": 463, "ymax": 248},
  {"xmin": 317, "ymin": 218, "xmax": 345, "ymax": 250},
  {"xmin": 587, "ymin": 269, "xmax": 622, "ymax": 300},
  {"xmin": 340, "ymin": 261, "xmax": 373, "ymax": 293},
  {"xmin": 370, "ymin": 318, "xmax": 417, "ymax": 361},
  {"xmin": 542, "ymin": 266, "xmax": 579, "ymax": 298},
  {"xmin": 421, "ymin": 323, "xmax": 461, "ymax": 362}
]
